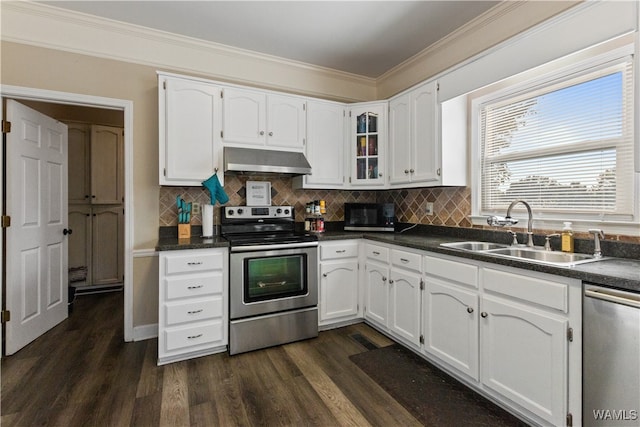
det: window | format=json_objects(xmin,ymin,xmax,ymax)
[{"xmin": 473, "ymin": 47, "xmax": 636, "ymax": 228}]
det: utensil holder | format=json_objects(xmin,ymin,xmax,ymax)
[{"xmin": 177, "ymin": 223, "xmax": 191, "ymax": 239}]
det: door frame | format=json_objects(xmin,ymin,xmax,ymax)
[{"xmin": 1, "ymin": 84, "xmax": 134, "ymax": 342}]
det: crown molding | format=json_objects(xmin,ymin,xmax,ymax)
[
  {"xmin": 0, "ymin": 1, "xmax": 376, "ymax": 102},
  {"xmin": 377, "ymin": 0, "xmax": 581, "ymax": 98}
]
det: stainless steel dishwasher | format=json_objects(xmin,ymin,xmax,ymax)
[{"xmin": 583, "ymin": 284, "xmax": 640, "ymax": 427}]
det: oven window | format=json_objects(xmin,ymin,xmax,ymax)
[{"xmin": 244, "ymin": 254, "xmax": 307, "ymax": 302}]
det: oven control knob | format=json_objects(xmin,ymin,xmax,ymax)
[
  {"xmin": 227, "ymin": 209, "xmax": 234, "ymax": 216},
  {"xmin": 237, "ymin": 208, "xmax": 244, "ymax": 215},
  {"xmin": 276, "ymin": 208, "xmax": 282, "ymax": 214},
  {"xmin": 284, "ymin": 209, "xmax": 290, "ymax": 215}
]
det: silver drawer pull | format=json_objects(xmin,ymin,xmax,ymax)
[
  {"xmin": 187, "ymin": 309, "xmax": 203, "ymax": 315},
  {"xmin": 400, "ymin": 258, "xmax": 410, "ymax": 263},
  {"xmin": 336, "ymin": 250, "xmax": 346, "ymax": 253},
  {"xmin": 467, "ymin": 307, "xmax": 474, "ymax": 314},
  {"xmin": 373, "ymin": 251, "xmax": 380, "ymax": 255},
  {"xmin": 187, "ymin": 261, "xmax": 203, "ymax": 266},
  {"xmin": 187, "ymin": 285, "xmax": 203, "ymax": 289},
  {"xmin": 187, "ymin": 334, "xmax": 203, "ymax": 339}
]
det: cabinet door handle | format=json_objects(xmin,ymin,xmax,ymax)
[
  {"xmin": 382, "ymin": 276, "xmax": 387, "ymax": 282},
  {"xmin": 188, "ymin": 309, "xmax": 203, "ymax": 315},
  {"xmin": 481, "ymin": 312, "xmax": 488, "ymax": 318},
  {"xmin": 410, "ymin": 168, "xmax": 414, "ymax": 173},
  {"xmin": 400, "ymin": 258, "xmax": 409, "ymax": 263},
  {"xmin": 389, "ymin": 279, "xmax": 394, "ymax": 284},
  {"xmin": 322, "ymin": 273, "xmax": 327, "ymax": 277},
  {"xmin": 268, "ymin": 131, "xmax": 273, "ymax": 136},
  {"xmin": 187, "ymin": 285, "xmax": 203, "ymax": 289},
  {"xmin": 467, "ymin": 307, "xmax": 474, "ymax": 314},
  {"xmin": 187, "ymin": 261, "xmax": 203, "ymax": 266},
  {"xmin": 259, "ymin": 131, "xmax": 265, "ymax": 136},
  {"xmin": 404, "ymin": 169, "xmax": 409, "ymax": 174},
  {"xmin": 336, "ymin": 250, "xmax": 346, "ymax": 253},
  {"xmin": 378, "ymin": 173, "xmax": 383, "ymax": 177},
  {"xmin": 187, "ymin": 334, "xmax": 203, "ymax": 339},
  {"xmin": 437, "ymin": 168, "xmax": 441, "ymax": 176},
  {"xmin": 373, "ymin": 251, "xmax": 380, "ymax": 255}
]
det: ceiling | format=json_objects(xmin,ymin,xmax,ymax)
[{"xmin": 39, "ymin": 1, "xmax": 500, "ymax": 78}]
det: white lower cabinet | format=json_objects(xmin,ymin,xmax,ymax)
[
  {"xmin": 364, "ymin": 243, "xmax": 422, "ymax": 348},
  {"xmin": 364, "ymin": 259, "xmax": 389, "ymax": 327},
  {"xmin": 423, "ymin": 278, "xmax": 479, "ymax": 381},
  {"xmin": 158, "ymin": 248, "xmax": 228, "ymax": 365},
  {"xmin": 318, "ymin": 241, "xmax": 360, "ymax": 326},
  {"xmin": 480, "ymin": 295, "xmax": 567, "ymax": 426},
  {"xmin": 423, "ymin": 252, "xmax": 579, "ymax": 427}
]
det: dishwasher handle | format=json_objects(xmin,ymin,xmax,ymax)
[{"xmin": 585, "ymin": 286, "xmax": 640, "ymax": 309}]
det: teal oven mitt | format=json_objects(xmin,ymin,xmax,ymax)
[{"xmin": 202, "ymin": 173, "xmax": 229, "ymax": 205}]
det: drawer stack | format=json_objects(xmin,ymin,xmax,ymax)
[{"xmin": 158, "ymin": 248, "xmax": 228, "ymax": 365}]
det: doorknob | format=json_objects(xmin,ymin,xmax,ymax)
[{"xmin": 63, "ymin": 228, "xmax": 73, "ymax": 235}]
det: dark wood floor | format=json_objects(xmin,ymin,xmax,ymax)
[{"xmin": 2, "ymin": 292, "xmax": 424, "ymax": 427}]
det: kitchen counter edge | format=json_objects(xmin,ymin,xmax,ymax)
[{"xmin": 317, "ymin": 231, "xmax": 640, "ymax": 293}]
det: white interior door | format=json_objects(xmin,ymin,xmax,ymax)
[{"xmin": 5, "ymin": 100, "xmax": 69, "ymax": 355}]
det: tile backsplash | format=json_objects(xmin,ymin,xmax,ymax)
[
  {"xmin": 159, "ymin": 175, "xmax": 471, "ymax": 227},
  {"xmin": 160, "ymin": 175, "xmax": 639, "ymax": 243}
]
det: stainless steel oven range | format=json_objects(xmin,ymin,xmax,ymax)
[{"xmin": 221, "ymin": 205, "xmax": 318, "ymax": 355}]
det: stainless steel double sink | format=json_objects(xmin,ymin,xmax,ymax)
[{"xmin": 440, "ymin": 241, "xmax": 605, "ymax": 267}]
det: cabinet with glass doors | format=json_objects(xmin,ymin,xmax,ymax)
[{"xmin": 350, "ymin": 103, "xmax": 386, "ymax": 186}]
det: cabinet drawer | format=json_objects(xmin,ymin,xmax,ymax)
[
  {"xmin": 365, "ymin": 244, "xmax": 389, "ymax": 262},
  {"xmin": 164, "ymin": 297, "xmax": 223, "ymax": 326},
  {"xmin": 163, "ymin": 321, "xmax": 224, "ymax": 352},
  {"xmin": 164, "ymin": 272, "xmax": 223, "ymax": 300},
  {"xmin": 425, "ymin": 255, "xmax": 478, "ymax": 288},
  {"xmin": 164, "ymin": 250, "xmax": 224, "ymax": 275},
  {"xmin": 391, "ymin": 249, "xmax": 422, "ymax": 273},
  {"xmin": 483, "ymin": 268, "xmax": 568, "ymax": 312},
  {"xmin": 320, "ymin": 241, "xmax": 359, "ymax": 260}
]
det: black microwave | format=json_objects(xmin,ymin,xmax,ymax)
[{"xmin": 344, "ymin": 203, "xmax": 395, "ymax": 232}]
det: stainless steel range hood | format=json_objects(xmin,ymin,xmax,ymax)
[{"xmin": 223, "ymin": 147, "xmax": 312, "ymax": 175}]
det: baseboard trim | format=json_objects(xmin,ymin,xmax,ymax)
[{"xmin": 133, "ymin": 323, "xmax": 158, "ymax": 341}]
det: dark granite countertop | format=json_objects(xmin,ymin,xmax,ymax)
[
  {"xmin": 155, "ymin": 225, "xmax": 639, "ymax": 293},
  {"xmin": 318, "ymin": 230, "xmax": 640, "ymax": 293}
]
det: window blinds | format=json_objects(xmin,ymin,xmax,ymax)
[{"xmin": 480, "ymin": 59, "xmax": 634, "ymax": 216}]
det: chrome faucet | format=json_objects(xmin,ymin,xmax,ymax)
[
  {"xmin": 588, "ymin": 229, "xmax": 604, "ymax": 258},
  {"xmin": 487, "ymin": 199, "xmax": 535, "ymax": 247}
]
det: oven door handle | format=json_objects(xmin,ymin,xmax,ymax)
[{"xmin": 231, "ymin": 241, "xmax": 319, "ymax": 252}]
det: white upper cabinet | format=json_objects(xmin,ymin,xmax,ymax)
[
  {"xmin": 294, "ymin": 100, "xmax": 346, "ymax": 189},
  {"xmin": 410, "ymin": 81, "xmax": 440, "ymax": 184},
  {"xmin": 388, "ymin": 93, "xmax": 412, "ymax": 185},
  {"xmin": 222, "ymin": 87, "xmax": 306, "ymax": 151},
  {"xmin": 389, "ymin": 80, "xmax": 445, "ymax": 187},
  {"xmin": 159, "ymin": 73, "xmax": 223, "ymax": 186},
  {"xmin": 349, "ymin": 102, "xmax": 387, "ymax": 187}
]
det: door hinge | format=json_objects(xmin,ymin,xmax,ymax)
[
  {"xmin": 163, "ymin": 168, "xmax": 166, "ymax": 177},
  {"xmin": 220, "ymin": 131, "xmax": 224, "ymax": 139},
  {"xmin": 2, "ymin": 120, "xmax": 11, "ymax": 133},
  {"xmin": 1, "ymin": 215, "xmax": 11, "ymax": 228},
  {"xmin": 420, "ymin": 278, "xmax": 425, "ymax": 290},
  {"xmin": 303, "ymin": 103, "xmax": 306, "ymax": 111},
  {"xmin": 567, "ymin": 327, "xmax": 573, "ymax": 342},
  {"xmin": 1, "ymin": 310, "xmax": 11, "ymax": 324},
  {"xmin": 162, "ymin": 80, "xmax": 166, "ymax": 90},
  {"xmin": 349, "ymin": 177, "xmax": 352, "ymax": 183},
  {"xmin": 303, "ymin": 138, "xmax": 306, "ymax": 145},
  {"xmin": 419, "ymin": 335, "xmax": 424, "ymax": 344},
  {"xmin": 566, "ymin": 412, "xmax": 573, "ymax": 426},
  {"xmin": 437, "ymin": 83, "xmax": 440, "ymax": 91}
]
